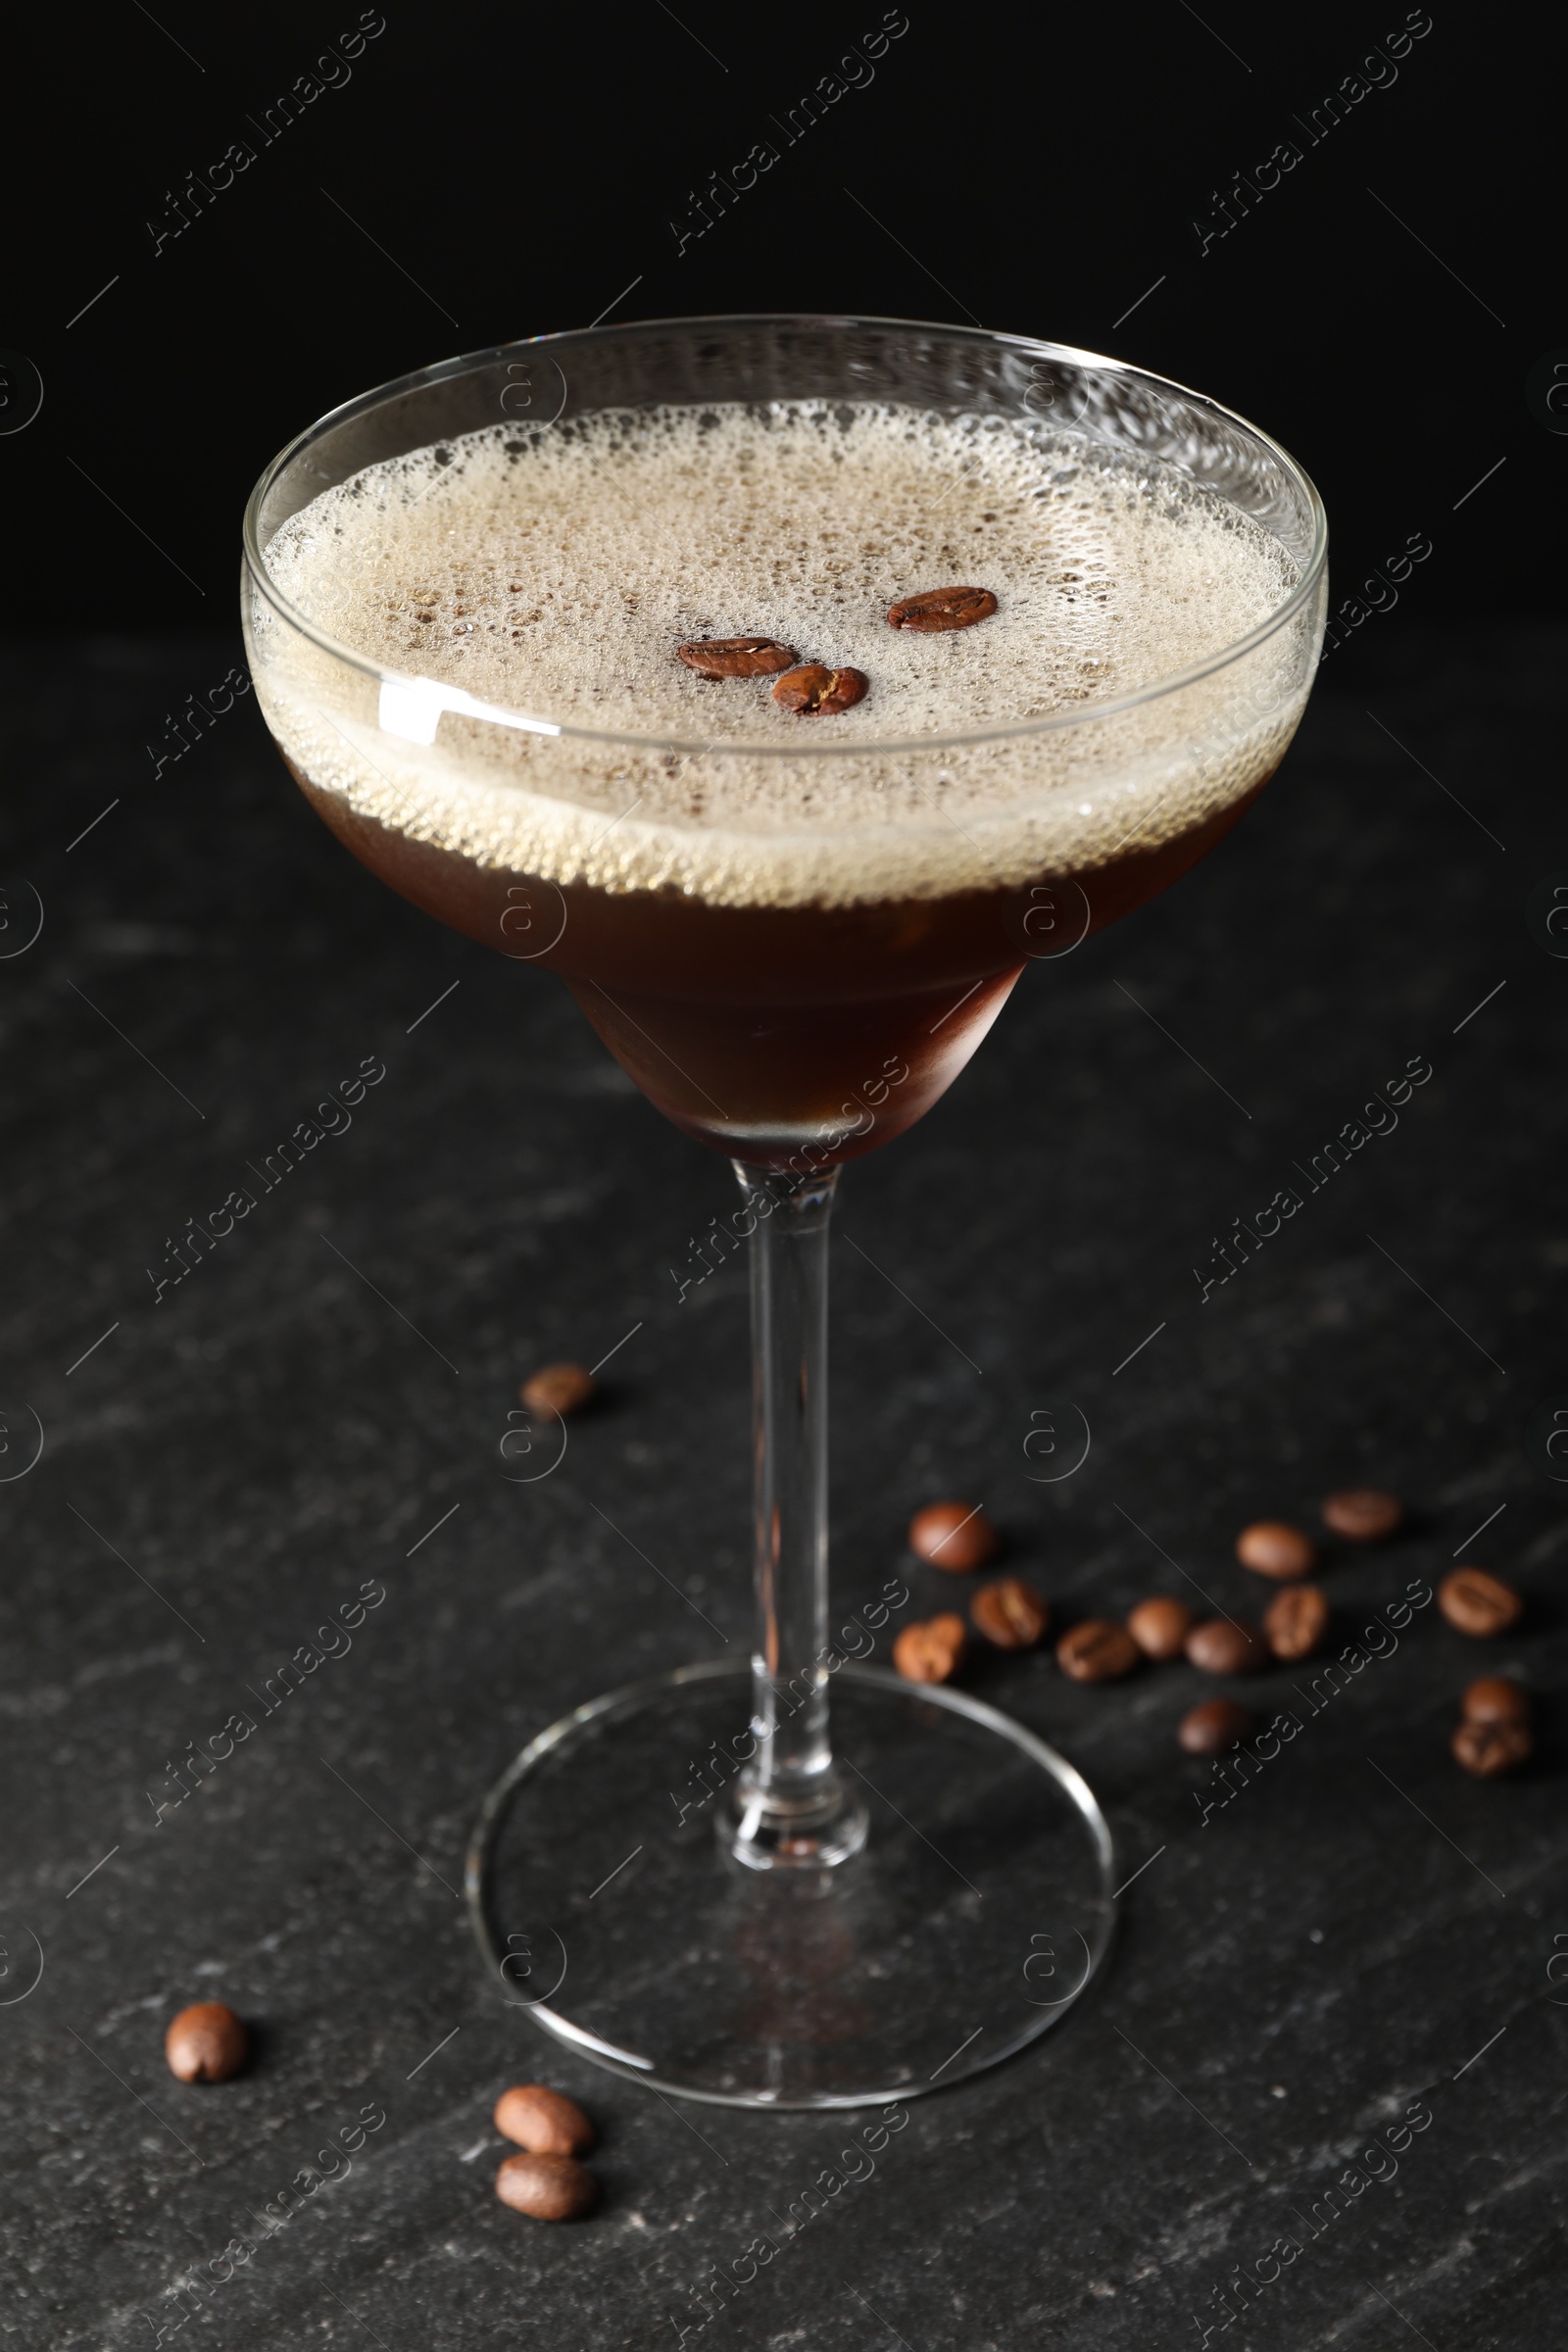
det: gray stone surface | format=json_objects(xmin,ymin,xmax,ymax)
[{"xmin": 0, "ymin": 623, "xmax": 1561, "ymax": 2350}]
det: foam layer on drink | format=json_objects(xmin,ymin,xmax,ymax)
[{"xmin": 250, "ymin": 402, "xmax": 1315, "ymax": 907}]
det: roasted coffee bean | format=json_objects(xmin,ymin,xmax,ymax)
[
  {"xmin": 1127, "ymin": 1596, "xmax": 1194, "ymax": 1660},
  {"xmin": 893, "ymin": 1613, "xmax": 967, "ymax": 1685},
  {"xmin": 1439, "ymin": 1567, "xmax": 1523, "ymax": 1638},
  {"xmin": 1262, "ymin": 1583, "xmax": 1329, "ymax": 1662},
  {"xmin": 1461, "ymin": 1676, "xmax": 1532, "ymax": 1728},
  {"xmin": 676, "ymin": 635, "xmax": 799, "ymax": 679},
  {"xmin": 1056, "ymin": 1619, "xmax": 1140, "ymax": 1683},
  {"xmin": 521, "ymin": 1361, "xmax": 594, "ymax": 1419},
  {"xmin": 771, "ymin": 662, "xmax": 869, "ymax": 714},
  {"xmin": 1236, "ymin": 1521, "xmax": 1316, "ymax": 1580},
  {"xmin": 1178, "ymin": 1698, "xmax": 1255, "ymax": 1756},
  {"xmin": 494, "ymin": 2084, "xmax": 595, "ymax": 2157},
  {"xmin": 970, "ymin": 1576, "xmax": 1048, "ymax": 1649},
  {"xmin": 1321, "ymin": 1487, "xmax": 1403, "ymax": 1542},
  {"xmin": 1451, "ymin": 1717, "xmax": 1532, "ymax": 1778},
  {"xmin": 1185, "ymin": 1617, "xmax": 1264, "ymax": 1675},
  {"xmin": 165, "ymin": 2002, "xmax": 248, "ymax": 2083},
  {"xmin": 908, "ymin": 1499, "xmax": 998, "ymax": 1572},
  {"xmin": 495, "ymin": 2151, "xmax": 599, "ymax": 2221},
  {"xmin": 886, "ymin": 586, "xmax": 999, "ymax": 632}
]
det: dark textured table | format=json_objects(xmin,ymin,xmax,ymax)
[{"xmin": 2, "ymin": 622, "xmax": 1562, "ymax": 2351}]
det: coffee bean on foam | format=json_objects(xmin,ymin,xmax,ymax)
[{"xmin": 257, "ymin": 404, "xmax": 1306, "ymax": 917}]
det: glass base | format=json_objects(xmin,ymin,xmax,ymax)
[
  {"xmin": 725, "ymin": 1774, "xmax": 871, "ymax": 1873},
  {"xmin": 466, "ymin": 1661, "xmax": 1117, "ymax": 2110}
]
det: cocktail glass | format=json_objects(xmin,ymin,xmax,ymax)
[{"xmin": 243, "ymin": 316, "xmax": 1326, "ymax": 2107}]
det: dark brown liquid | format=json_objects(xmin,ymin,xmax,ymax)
[{"xmin": 294, "ymin": 767, "xmax": 1267, "ymax": 1166}]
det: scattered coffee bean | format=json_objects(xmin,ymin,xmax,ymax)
[
  {"xmin": 771, "ymin": 663, "xmax": 868, "ymax": 715},
  {"xmin": 494, "ymin": 2084, "xmax": 595, "ymax": 2157},
  {"xmin": 1439, "ymin": 1567, "xmax": 1523, "ymax": 1638},
  {"xmin": 1236, "ymin": 1521, "xmax": 1316, "ymax": 1580},
  {"xmin": 893, "ymin": 1613, "xmax": 967, "ymax": 1685},
  {"xmin": 495, "ymin": 2151, "xmax": 599, "ymax": 2221},
  {"xmin": 1461, "ymin": 1676, "xmax": 1531, "ymax": 1728},
  {"xmin": 1185, "ymin": 1618, "xmax": 1264, "ymax": 1675},
  {"xmin": 165, "ymin": 2002, "xmax": 248, "ymax": 2083},
  {"xmin": 1127, "ymin": 1596, "xmax": 1194, "ymax": 1660},
  {"xmin": 1262, "ymin": 1583, "xmax": 1329, "ymax": 1662},
  {"xmin": 886, "ymin": 586, "xmax": 999, "ymax": 632},
  {"xmin": 676, "ymin": 635, "xmax": 799, "ymax": 678},
  {"xmin": 907, "ymin": 1500, "xmax": 999, "ymax": 1572},
  {"xmin": 970, "ymin": 1576, "xmax": 1049, "ymax": 1649},
  {"xmin": 1321, "ymin": 1487, "xmax": 1403, "ymax": 1542},
  {"xmin": 521, "ymin": 1361, "xmax": 594, "ymax": 1419},
  {"xmin": 1056, "ymin": 1620, "xmax": 1140, "ymax": 1683},
  {"xmin": 1178, "ymin": 1698, "xmax": 1255, "ymax": 1756},
  {"xmin": 1451, "ymin": 1717, "xmax": 1532, "ymax": 1779}
]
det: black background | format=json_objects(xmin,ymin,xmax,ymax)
[
  {"xmin": 4, "ymin": 1, "xmax": 1560, "ymax": 625},
  {"xmin": 5, "ymin": 7, "xmax": 1568, "ymax": 2350}
]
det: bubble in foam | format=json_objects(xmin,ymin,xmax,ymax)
[{"xmin": 249, "ymin": 402, "xmax": 1311, "ymax": 909}]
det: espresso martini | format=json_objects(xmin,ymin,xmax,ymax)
[{"xmin": 256, "ymin": 400, "xmax": 1302, "ymax": 1162}]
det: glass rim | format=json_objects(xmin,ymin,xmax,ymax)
[{"xmin": 241, "ymin": 312, "xmax": 1328, "ymax": 761}]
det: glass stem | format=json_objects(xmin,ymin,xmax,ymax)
[{"xmin": 726, "ymin": 1160, "xmax": 867, "ymax": 1870}]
